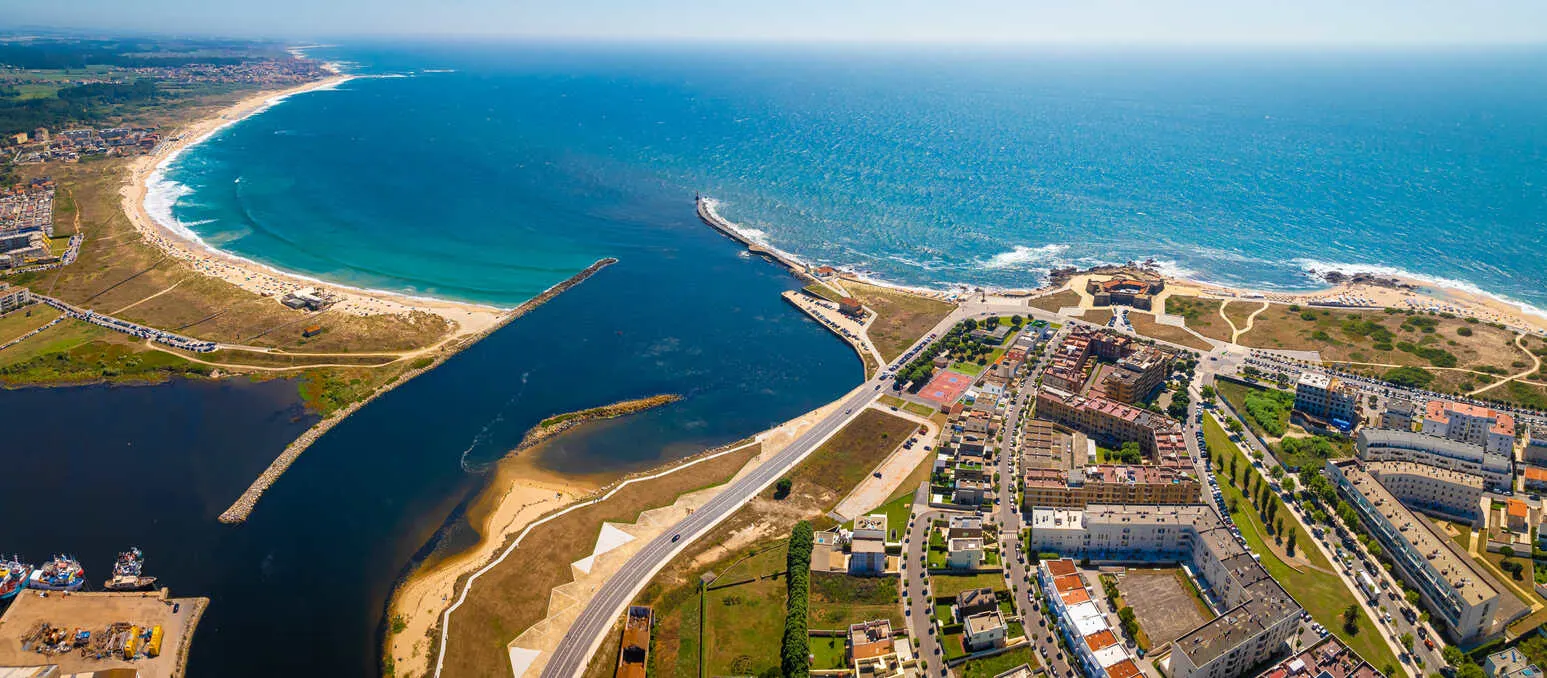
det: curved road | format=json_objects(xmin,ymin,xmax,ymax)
[{"xmin": 533, "ymin": 311, "xmax": 967, "ymax": 678}]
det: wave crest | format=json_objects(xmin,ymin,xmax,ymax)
[{"xmin": 980, "ymin": 244, "xmax": 1069, "ymax": 270}]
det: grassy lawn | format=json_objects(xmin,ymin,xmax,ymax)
[
  {"xmin": 0, "ymin": 318, "xmax": 212, "ymax": 386},
  {"xmin": 845, "ymin": 280, "xmax": 956, "ymax": 362},
  {"xmin": 879, "ymin": 394, "xmax": 907, "ymax": 408},
  {"xmin": 0, "ymin": 305, "xmax": 60, "ymax": 344},
  {"xmin": 705, "ymin": 546, "xmax": 789, "ymax": 675},
  {"xmin": 808, "ymin": 635, "xmax": 849, "ymax": 670},
  {"xmin": 1239, "ymin": 305, "xmax": 1529, "ymax": 381},
  {"xmin": 1205, "ymin": 418, "xmax": 1396, "ymax": 672},
  {"xmin": 932, "ymin": 573, "xmax": 1008, "ymax": 600},
  {"xmin": 942, "ymin": 631, "xmax": 968, "ymax": 660},
  {"xmin": 960, "ymin": 646, "xmax": 1040, "ymax": 678},
  {"xmin": 1215, "ymin": 380, "xmax": 1291, "ymax": 438},
  {"xmin": 867, "ymin": 492, "xmax": 915, "ymax": 539},
  {"xmin": 810, "ymin": 572, "xmax": 904, "ymax": 630},
  {"xmin": 904, "ymin": 401, "xmax": 938, "ymax": 417},
  {"xmin": 950, "ymin": 360, "xmax": 989, "ymax": 377}
]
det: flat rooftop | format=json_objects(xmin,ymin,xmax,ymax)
[
  {"xmin": 1337, "ymin": 461, "xmax": 1497, "ymax": 605},
  {"xmin": 1365, "ymin": 460, "xmax": 1484, "ymax": 489},
  {"xmin": 0, "ymin": 590, "xmax": 206, "ymax": 678}
]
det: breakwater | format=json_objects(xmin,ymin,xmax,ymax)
[
  {"xmin": 217, "ymin": 257, "xmax": 619, "ymax": 524},
  {"xmin": 696, "ymin": 196, "xmax": 806, "ymax": 276},
  {"xmin": 512, "ymin": 393, "xmax": 683, "ymax": 453}
]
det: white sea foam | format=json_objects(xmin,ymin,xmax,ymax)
[
  {"xmin": 980, "ymin": 244, "xmax": 1069, "ymax": 270},
  {"xmin": 1294, "ymin": 258, "xmax": 1547, "ymax": 320}
]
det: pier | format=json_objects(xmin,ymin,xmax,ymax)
[{"xmin": 695, "ymin": 195, "xmax": 805, "ymax": 275}]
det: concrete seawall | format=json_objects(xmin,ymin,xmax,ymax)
[{"xmin": 217, "ymin": 257, "xmax": 619, "ymax": 524}]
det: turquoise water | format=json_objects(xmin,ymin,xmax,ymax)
[{"xmin": 155, "ymin": 44, "xmax": 1547, "ymax": 313}]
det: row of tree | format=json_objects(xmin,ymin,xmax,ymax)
[{"xmin": 781, "ymin": 521, "xmax": 814, "ymax": 678}]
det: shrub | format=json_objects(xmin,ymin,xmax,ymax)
[{"xmin": 781, "ymin": 522, "xmax": 814, "ymax": 677}]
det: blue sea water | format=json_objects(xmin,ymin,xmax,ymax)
[{"xmin": 155, "ymin": 43, "xmax": 1547, "ymax": 312}]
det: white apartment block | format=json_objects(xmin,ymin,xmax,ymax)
[{"xmin": 1356, "ymin": 428, "xmax": 1511, "ymax": 492}]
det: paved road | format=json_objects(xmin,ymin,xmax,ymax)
[
  {"xmin": 903, "ymin": 500, "xmax": 954, "ymax": 676},
  {"xmin": 535, "ymin": 311, "xmax": 969, "ymax": 678}
]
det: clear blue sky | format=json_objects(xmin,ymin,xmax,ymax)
[{"xmin": 15, "ymin": 0, "xmax": 1547, "ymax": 45}]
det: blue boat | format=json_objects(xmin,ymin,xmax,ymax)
[{"xmin": 27, "ymin": 555, "xmax": 84, "ymax": 592}]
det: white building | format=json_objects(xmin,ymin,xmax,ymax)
[
  {"xmin": 964, "ymin": 610, "xmax": 1008, "ymax": 652},
  {"xmin": 1364, "ymin": 460, "xmax": 1485, "ymax": 524},
  {"xmin": 1294, "ymin": 372, "xmax": 1360, "ymax": 427},
  {"xmin": 1029, "ymin": 506, "xmax": 1302, "ymax": 678},
  {"xmin": 1356, "ymin": 428, "xmax": 1511, "ymax": 491},
  {"xmin": 1039, "ymin": 559, "xmax": 1145, "ymax": 678},
  {"xmin": 948, "ymin": 537, "xmax": 984, "ymax": 570}
]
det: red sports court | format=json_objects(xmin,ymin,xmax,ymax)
[{"xmin": 918, "ymin": 370, "xmax": 971, "ymax": 406}]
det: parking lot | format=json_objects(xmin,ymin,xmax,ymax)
[{"xmin": 1120, "ymin": 568, "xmax": 1211, "ymax": 647}]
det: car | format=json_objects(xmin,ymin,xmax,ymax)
[
  {"xmin": 1424, "ymin": 638, "xmax": 1435, "ymax": 650},
  {"xmin": 671, "ymin": 534, "xmax": 680, "ymax": 542}
]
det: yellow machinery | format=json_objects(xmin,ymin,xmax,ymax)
[
  {"xmin": 146, "ymin": 625, "xmax": 164, "ymax": 658},
  {"xmin": 122, "ymin": 625, "xmax": 141, "ymax": 660}
]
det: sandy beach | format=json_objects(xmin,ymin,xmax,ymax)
[
  {"xmin": 387, "ymin": 453, "xmax": 600, "ymax": 677},
  {"xmin": 120, "ymin": 71, "xmax": 508, "ymax": 340}
]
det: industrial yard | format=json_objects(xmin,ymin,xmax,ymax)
[{"xmin": 0, "ymin": 589, "xmax": 206, "ymax": 678}]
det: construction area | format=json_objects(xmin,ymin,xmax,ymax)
[{"xmin": 0, "ymin": 589, "xmax": 206, "ymax": 678}]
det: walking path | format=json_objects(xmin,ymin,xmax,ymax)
[
  {"xmin": 1218, "ymin": 300, "xmax": 1269, "ymax": 344},
  {"xmin": 110, "ymin": 278, "xmax": 187, "ymax": 315},
  {"xmin": 1469, "ymin": 333, "xmax": 1542, "ymax": 396}
]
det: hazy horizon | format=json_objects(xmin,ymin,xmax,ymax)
[{"xmin": 10, "ymin": 1, "xmax": 1547, "ymax": 47}]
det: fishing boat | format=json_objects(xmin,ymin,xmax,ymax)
[
  {"xmin": 0, "ymin": 557, "xmax": 31, "ymax": 600},
  {"xmin": 104, "ymin": 547, "xmax": 157, "ymax": 591},
  {"xmin": 28, "ymin": 555, "xmax": 84, "ymax": 591}
]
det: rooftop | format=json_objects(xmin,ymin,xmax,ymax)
[
  {"xmin": 1364, "ymin": 460, "xmax": 1485, "ymax": 489},
  {"xmin": 964, "ymin": 610, "xmax": 1005, "ymax": 636},
  {"xmin": 1334, "ymin": 460, "xmax": 1498, "ymax": 605},
  {"xmin": 1254, "ymin": 635, "xmax": 1381, "ymax": 678},
  {"xmin": 1426, "ymin": 400, "xmax": 1515, "ymax": 437}
]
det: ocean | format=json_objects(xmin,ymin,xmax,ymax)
[
  {"xmin": 10, "ymin": 42, "xmax": 1547, "ymax": 678},
  {"xmin": 154, "ymin": 43, "xmax": 1547, "ymax": 313}
]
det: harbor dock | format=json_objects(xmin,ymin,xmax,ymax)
[{"xmin": 0, "ymin": 588, "xmax": 207, "ymax": 678}]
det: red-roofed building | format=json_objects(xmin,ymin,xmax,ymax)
[{"xmin": 1423, "ymin": 400, "xmax": 1516, "ymax": 457}]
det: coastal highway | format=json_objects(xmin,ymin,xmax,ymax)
[{"xmin": 536, "ymin": 313, "xmax": 965, "ymax": 678}]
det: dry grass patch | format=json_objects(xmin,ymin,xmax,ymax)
[
  {"xmin": 1129, "ymin": 312, "xmax": 1211, "ymax": 351},
  {"xmin": 436, "ymin": 443, "xmax": 762, "ymax": 678},
  {"xmin": 844, "ymin": 280, "xmax": 955, "ymax": 362},
  {"xmin": 1029, "ymin": 289, "xmax": 1080, "ymax": 313},
  {"xmin": 1243, "ymin": 305, "xmax": 1528, "ymax": 372},
  {"xmin": 1164, "ymin": 296, "xmax": 1233, "ymax": 342}
]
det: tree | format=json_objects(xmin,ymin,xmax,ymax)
[
  {"xmin": 1287, "ymin": 533, "xmax": 1297, "ymax": 557},
  {"xmin": 1343, "ymin": 604, "xmax": 1360, "ymax": 634},
  {"xmin": 1405, "ymin": 590, "xmax": 1420, "ymax": 605},
  {"xmin": 1501, "ymin": 546, "xmax": 1516, "ymax": 560},
  {"xmin": 1282, "ymin": 476, "xmax": 1297, "ymax": 495},
  {"xmin": 1442, "ymin": 646, "xmax": 1468, "ymax": 668},
  {"xmin": 1400, "ymin": 633, "xmax": 1414, "ymax": 650},
  {"xmin": 774, "ymin": 477, "xmax": 793, "ymax": 499},
  {"xmin": 1227, "ymin": 418, "xmax": 1243, "ymax": 433},
  {"xmin": 1011, "ymin": 315, "xmax": 1023, "ymax": 326},
  {"xmin": 781, "ymin": 521, "xmax": 814, "ymax": 678},
  {"xmin": 1269, "ymin": 466, "xmax": 1285, "ymax": 481},
  {"xmin": 1200, "ymin": 385, "xmax": 1216, "ymax": 401},
  {"xmin": 1458, "ymin": 665, "xmax": 1486, "ymax": 678}
]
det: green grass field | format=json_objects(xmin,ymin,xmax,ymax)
[
  {"xmin": 1204, "ymin": 417, "xmax": 1397, "ymax": 672},
  {"xmin": 0, "ymin": 305, "xmax": 61, "ymax": 344},
  {"xmin": 960, "ymin": 646, "xmax": 1040, "ymax": 678},
  {"xmin": 931, "ymin": 573, "xmax": 1007, "ymax": 600},
  {"xmin": 703, "ymin": 545, "xmax": 788, "ymax": 676},
  {"xmin": 808, "ymin": 635, "xmax": 848, "ymax": 670}
]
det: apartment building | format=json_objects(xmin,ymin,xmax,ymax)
[
  {"xmin": 1035, "ymin": 386, "xmax": 1188, "ymax": 466},
  {"xmin": 1293, "ymin": 372, "xmax": 1360, "ymax": 427},
  {"xmin": 1039, "ymin": 559, "xmax": 1146, "ymax": 678},
  {"xmin": 1101, "ymin": 346, "xmax": 1172, "ymax": 404},
  {"xmin": 1364, "ymin": 460, "xmax": 1484, "ymax": 524},
  {"xmin": 1356, "ymin": 428, "xmax": 1511, "ymax": 491},
  {"xmin": 1022, "ymin": 464, "xmax": 1200, "ymax": 511},
  {"xmin": 1030, "ymin": 505, "xmax": 1302, "ymax": 678},
  {"xmin": 1326, "ymin": 460, "xmax": 1501, "ymax": 643},
  {"xmin": 0, "ymin": 282, "xmax": 31, "ymax": 314},
  {"xmin": 1380, "ymin": 398, "xmax": 1417, "ymax": 433},
  {"xmin": 1422, "ymin": 401, "xmax": 1516, "ymax": 458}
]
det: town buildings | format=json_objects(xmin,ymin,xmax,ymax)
[
  {"xmin": 1356, "ymin": 428, "xmax": 1512, "ymax": 492},
  {"xmin": 1362, "ymin": 460, "xmax": 1484, "ymax": 524},
  {"xmin": 1021, "ymin": 464, "xmax": 1200, "ymax": 512},
  {"xmin": 1293, "ymin": 372, "xmax": 1360, "ymax": 428},
  {"xmin": 1485, "ymin": 647, "xmax": 1542, "ymax": 678},
  {"xmin": 1252, "ymin": 636, "xmax": 1380, "ymax": 678},
  {"xmin": 0, "ymin": 180, "xmax": 56, "ymax": 270},
  {"xmin": 1421, "ymin": 401, "xmax": 1516, "ymax": 458},
  {"xmin": 963, "ymin": 611, "xmax": 1008, "ymax": 651},
  {"xmin": 1039, "ymin": 559, "xmax": 1146, "ymax": 678},
  {"xmin": 0, "ymin": 282, "xmax": 33, "ymax": 314},
  {"xmin": 1029, "ymin": 505, "xmax": 1302, "ymax": 678},
  {"xmin": 1035, "ymin": 386, "xmax": 1188, "ymax": 466},
  {"xmin": 1379, "ymin": 398, "xmax": 1417, "ymax": 433},
  {"xmin": 1325, "ymin": 460, "xmax": 1501, "ymax": 643},
  {"xmin": 1099, "ymin": 346, "xmax": 1173, "ymax": 404}
]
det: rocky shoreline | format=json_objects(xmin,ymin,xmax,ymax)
[{"xmin": 512, "ymin": 393, "xmax": 683, "ymax": 454}]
